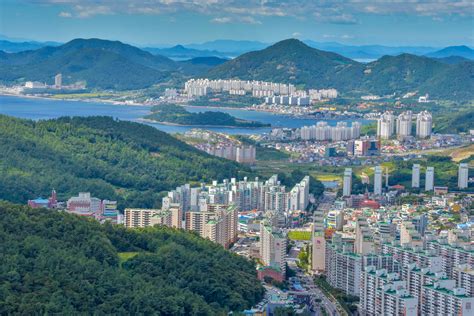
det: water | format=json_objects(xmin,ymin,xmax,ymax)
[{"xmin": 0, "ymin": 95, "xmax": 368, "ymax": 135}]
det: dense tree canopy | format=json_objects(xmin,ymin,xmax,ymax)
[
  {"xmin": 0, "ymin": 202, "xmax": 265, "ymax": 314},
  {"xmin": 0, "ymin": 115, "xmax": 253, "ymax": 209}
]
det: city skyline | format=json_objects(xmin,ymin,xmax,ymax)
[{"xmin": 1, "ymin": 0, "xmax": 473, "ymax": 47}]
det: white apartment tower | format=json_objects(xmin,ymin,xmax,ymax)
[
  {"xmin": 425, "ymin": 166, "xmax": 435, "ymax": 191},
  {"xmin": 416, "ymin": 110, "xmax": 432, "ymax": 138},
  {"xmin": 260, "ymin": 221, "xmax": 287, "ymax": 276},
  {"xmin": 374, "ymin": 165, "xmax": 383, "ymax": 195},
  {"xmin": 458, "ymin": 163, "xmax": 469, "ymax": 189},
  {"xmin": 377, "ymin": 111, "xmax": 395, "ymax": 139},
  {"xmin": 412, "ymin": 164, "xmax": 420, "ymax": 188},
  {"xmin": 396, "ymin": 111, "xmax": 412, "ymax": 138},
  {"xmin": 343, "ymin": 168, "xmax": 352, "ymax": 196}
]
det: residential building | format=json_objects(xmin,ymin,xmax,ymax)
[
  {"xmin": 396, "ymin": 111, "xmax": 412, "ymax": 138},
  {"xmin": 425, "ymin": 166, "xmax": 434, "ymax": 191},
  {"xmin": 458, "ymin": 163, "xmax": 469, "ymax": 189},
  {"xmin": 260, "ymin": 221, "xmax": 287, "ymax": 277},
  {"xmin": 343, "ymin": 168, "xmax": 352, "ymax": 197},
  {"xmin": 412, "ymin": 164, "xmax": 420, "ymax": 188},
  {"xmin": 421, "ymin": 280, "xmax": 474, "ymax": 316},
  {"xmin": 374, "ymin": 165, "xmax": 383, "ymax": 195},
  {"xmin": 377, "ymin": 111, "xmax": 395, "ymax": 139},
  {"xmin": 416, "ymin": 110, "xmax": 432, "ymax": 138}
]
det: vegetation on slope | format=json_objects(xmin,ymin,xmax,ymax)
[
  {"xmin": 0, "ymin": 202, "xmax": 264, "ymax": 314},
  {"xmin": 434, "ymin": 108, "xmax": 474, "ymax": 133},
  {"xmin": 145, "ymin": 104, "xmax": 270, "ymax": 127},
  {"xmin": 0, "ymin": 115, "xmax": 252, "ymax": 209}
]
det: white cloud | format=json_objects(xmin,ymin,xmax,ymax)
[
  {"xmin": 211, "ymin": 17, "xmax": 232, "ymax": 24},
  {"xmin": 58, "ymin": 11, "xmax": 72, "ymax": 18},
  {"xmin": 27, "ymin": 0, "xmax": 474, "ymax": 19},
  {"xmin": 292, "ymin": 32, "xmax": 302, "ymax": 37}
]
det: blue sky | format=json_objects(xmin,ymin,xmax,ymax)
[{"xmin": 1, "ymin": 0, "xmax": 473, "ymax": 47}]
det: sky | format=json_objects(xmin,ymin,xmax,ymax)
[{"xmin": 1, "ymin": 0, "xmax": 473, "ymax": 47}]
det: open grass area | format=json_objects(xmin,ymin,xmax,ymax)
[
  {"xmin": 288, "ymin": 230, "xmax": 312, "ymax": 241},
  {"xmin": 118, "ymin": 252, "xmax": 139, "ymax": 264},
  {"xmin": 437, "ymin": 144, "xmax": 474, "ymax": 163},
  {"xmin": 50, "ymin": 92, "xmax": 115, "ymax": 99}
]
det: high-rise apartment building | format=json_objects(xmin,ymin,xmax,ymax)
[
  {"xmin": 416, "ymin": 110, "xmax": 432, "ymax": 138},
  {"xmin": 412, "ymin": 164, "xmax": 420, "ymax": 188},
  {"xmin": 359, "ymin": 267, "xmax": 418, "ymax": 316},
  {"xmin": 374, "ymin": 165, "xmax": 383, "ymax": 195},
  {"xmin": 396, "ymin": 111, "xmax": 412, "ymax": 138},
  {"xmin": 458, "ymin": 163, "xmax": 469, "ymax": 189},
  {"xmin": 425, "ymin": 166, "xmax": 435, "ymax": 191},
  {"xmin": 343, "ymin": 168, "xmax": 352, "ymax": 197},
  {"xmin": 377, "ymin": 111, "xmax": 395, "ymax": 139},
  {"xmin": 453, "ymin": 264, "xmax": 474, "ymax": 297},
  {"xmin": 421, "ymin": 280, "xmax": 474, "ymax": 315},
  {"xmin": 260, "ymin": 221, "xmax": 287, "ymax": 277}
]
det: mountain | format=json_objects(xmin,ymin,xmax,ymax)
[
  {"xmin": 186, "ymin": 40, "xmax": 269, "ymax": 55},
  {"xmin": 360, "ymin": 54, "xmax": 448, "ymax": 95},
  {"xmin": 0, "ymin": 115, "xmax": 251, "ymax": 209},
  {"xmin": 178, "ymin": 56, "xmax": 229, "ymax": 75},
  {"xmin": 0, "ymin": 38, "xmax": 179, "ymax": 90},
  {"xmin": 143, "ymin": 44, "xmax": 229, "ymax": 60},
  {"xmin": 434, "ymin": 56, "xmax": 470, "ymax": 65},
  {"xmin": 208, "ymin": 39, "xmax": 474, "ymax": 100},
  {"xmin": 304, "ymin": 40, "xmax": 437, "ymax": 60},
  {"xmin": 208, "ymin": 38, "xmax": 364, "ymax": 90},
  {"xmin": 1, "ymin": 202, "xmax": 264, "ymax": 314},
  {"xmin": 425, "ymin": 45, "xmax": 474, "ymax": 60},
  {"xmin": 0, "ymin": 39, "xmax": 61, "ymax": 53}
]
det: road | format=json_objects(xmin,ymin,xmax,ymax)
[{"xmin": 295, "ymin": 270, "xmax": 340, "ymax": 316}]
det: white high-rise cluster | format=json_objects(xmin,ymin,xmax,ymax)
[
  {"xmin": 376, "ymin": 111, "xmax": 433, "ymax": 139},
  {"xmin": 308, "ymin": 88, "xmax": 338, "ymax": 100},
  {"xmin": 299, "ymin": 121, "xmax": 361, "ymax": 141},
  {"xmin": 184, "ymin": 78, "xmax": 296, "ymax": 97}
]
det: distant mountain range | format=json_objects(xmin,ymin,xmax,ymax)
[
  {"xmin": 2, "ymin": 37, "xmax": 473, "ymax": 61},
  {"xmin": 0, "ymin": 38, "xmax": 473, "ymax": 100}
]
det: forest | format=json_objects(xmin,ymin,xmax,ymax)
[
  {"xmin": 0, "ymin": 202, "xmax": 265, "ymax": 314},
  {"xmin": 145, "ymin": 104, "xmax": 270, "ymax": 127},
  {"xmin": 0, "ymin": 115, "xmax": 253, "ymax": 209}
]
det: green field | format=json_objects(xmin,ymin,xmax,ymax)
[{"xmin": 288, "ymin": 231, "xmax": 312, "ymax": 241}]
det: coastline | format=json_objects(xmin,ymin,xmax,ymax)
[{"xmin": 138, "ymin": 118, "xmax": 271, "ymax": 129}]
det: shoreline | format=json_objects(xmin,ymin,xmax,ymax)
[{"xmin": 138, "ymin": 118, "xmax": 271, "ymax": 129}]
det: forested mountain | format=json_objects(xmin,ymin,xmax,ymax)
[
  {"xmin": 0, "ymin": 38, "xmax": 179, "ymax": 90},
  {"xmin": 1, "ymin": 38, "xmax": 472, "ymax": 99},
  {"xmin": 208, "ymin": 39, "xmax": 474, "ymax": 100},
  {"xmin": 0, "ymin": 115, "xmax": 251, "ymax": 209},
  {"xmin": 0, "ymin": 202, "xmax": 264, "ymax": 314},
  {"xmin": 208, "ymin": 39, "xmax": 363, "ymax": 90},
  {"xmin": 425, "ymin": 45, "xmax": 474, "ymax": 60}
]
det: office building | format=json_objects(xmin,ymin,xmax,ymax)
[
  {"xmin": 374, "ymin": 165, "xmax": 383, "ymax": 195},
  {"xmin": 343, "ymin": 168, "xmax": 352, "ymax": 197},
  {"xmin": 354, "ymin": 138, "xmax": 380, "ymax": 156},
  {"xmin": 260, "ymin": 221, "xmax": 287, "ymax": 277},
  {"xmin": 415, "ymin": 110, "xmax": 432, "ymax": 138},
  {"xmin": 458, "ymin": 163, "xmax": 469, "ymax": 189},
  {"xmin": 412, "ymin": 164, "xmax": 420, "ymax": 188},
  {"xmin": 377, "ymin": 111, "xmax": 395, "ymax": 139},
  {"xmin": 396, "ymin": 111, "xmax": 412, "ymax": 138},
  {"xmin": 425, "ymin": 166, "xmax": 435, "ymax": 191}
]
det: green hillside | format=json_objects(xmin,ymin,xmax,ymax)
[
  {"xmin": 0, "ymin": 39, "xmax": 179, "ymax": 90},
  {"xmin": 145, "ymin": 104, "xmax": 270, "ymax": 127},
  {"xmin": 207, "ymin": 38, "xmax": 364, "ymax": 90},
  {"xmin": 0, "ymin": 202, "xmax": 264, "ymax": 314},
  {"xmin": 0, "ymin": 115, "xmax": 251, "ymax": 209},
  {"xmin": 208, "ymin": 39, "xmax": 474, "ymax": 100}
]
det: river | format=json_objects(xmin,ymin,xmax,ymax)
[{"xmin": 0, "ymin": 95, "xmax": 369, "ymax": 135}]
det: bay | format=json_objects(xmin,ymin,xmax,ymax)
[{"xmin": 0, "ymin": 95, "xmax": 369, "ymax": 135}]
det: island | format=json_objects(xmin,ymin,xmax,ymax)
[{"xmin": 144, "ymin": 104, "xmax": 270, "ymax": 128}]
